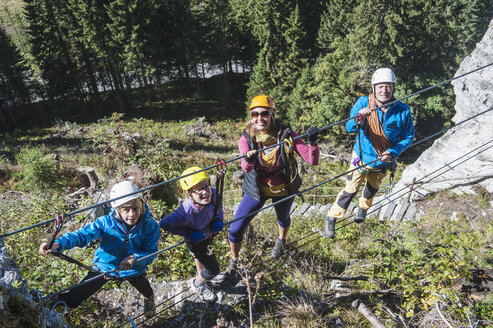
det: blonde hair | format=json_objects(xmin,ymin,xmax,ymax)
[
  {"xmin": 245, "ymin": 117, "xmax": 283, "ymax": 143},
  {"xmin": 117, "ymin": 198, "xmax": 144, "ymax": 215}
]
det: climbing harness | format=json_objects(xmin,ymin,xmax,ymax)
[
  {"xmin": 46, "ymin": 213, "xmax": 98, "ymax": 273},
  {"xmin": 47, "ymin": 213, "xmax": 63, "ymax": 249},
  {"xmin": 212, "ymin": 160, "xmax": 227, "ymax": 224}
]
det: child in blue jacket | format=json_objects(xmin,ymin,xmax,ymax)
[
  {"xmin": 39, "ymin": 181, "xmax": 160, "ymax": 317},
  {"xmin": 159, "ymin": 167, "xmax": 224, "ymax": 303}
]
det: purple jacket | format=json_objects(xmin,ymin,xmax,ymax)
[{"xmin": 159, "ymin": 188, "xmax": 223, "ymax": 242}]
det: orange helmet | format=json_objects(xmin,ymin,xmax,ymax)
[{"xmin": 249, "ymin": 95, "xmax": 276, "ymax": 111}]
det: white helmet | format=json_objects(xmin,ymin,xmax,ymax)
[
  {"xmin": 372, "ymin": 68, "xmax": 396, "ymax": 85},
  {"xmin": 110, "ymin": 181, "xmax": 143, "ymax": 208}
]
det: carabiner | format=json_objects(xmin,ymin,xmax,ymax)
[
  {"xmin": 48, "ymin": 213, "xmax": 64, "ymax": 249},
  {"xmin": 216, "ymin": 160, "xmax": 227, "ymax": 178}
]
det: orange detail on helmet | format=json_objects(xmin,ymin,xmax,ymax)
[{"xmin": 249, "ymin": 95, "xmax": 276, "ymax": 111}]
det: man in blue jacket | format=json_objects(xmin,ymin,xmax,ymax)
[
  {"xmin": 324, "ymin": 68, "xmax": 415, "ymax": 238},
  {"xmin": 39, "ymin": 181, "xmax": 161, "ymax": 317}
]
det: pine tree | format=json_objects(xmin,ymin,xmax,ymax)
[
  {"xmin": 246, "ymin": 0, "xmax": 308, "ymax": 117},
  {"xmin": 24, "ymin": 0, "xmax": 84, "ymax": 99},
  {"xmin": 271, "ymin": 4, "xmax": 308, "ymax": 119},
  {"xmin": 0, "ymin": 27, "xmax": 29, "ymax": 130}
]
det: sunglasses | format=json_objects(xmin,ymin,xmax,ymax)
[{"xmin": 250, "ymin": 111, "xmax": 270, "ymax": 118}]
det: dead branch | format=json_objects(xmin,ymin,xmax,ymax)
[
  {"xmin": 352, "ymin": 299, "xmax": 386, "ymax": 328},
  {"xmin": 435, "ymin": 301, "xmax": 454, "ymax": 328},
  {"xmin": 333, "ymin": 287, "xmax": 397, "ymax": 295},
  {"xmin": 323, "ymin": 275, "xmax": 390, "ymax": 289}
]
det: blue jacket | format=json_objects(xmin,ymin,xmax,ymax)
[
  {"xmin": 159, "ymin": 188, "xmax": 223, "ymax": 242},
  {"xmin": 347, "ymin": 96, "xmax": 415, "ymax": 169},
  {"xmin": 55, "ymin": 205, "xmax": 160, "ymax": 278}
]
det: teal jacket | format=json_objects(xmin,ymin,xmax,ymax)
[
  {"xmin": 55, "ymin": 205, "xmax": 160, "ymax": 278},
  {"xmin": 347, "ymin": 96, "xmax": 415, "ymax": 169}
]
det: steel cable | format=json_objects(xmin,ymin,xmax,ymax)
[
  {"xmin": 39, "ymin": 105, "xmax": 493, "ymax": 303},
  {"xmin": 1, "ymin": 63, "xmax": 491, "ymax": 239}
]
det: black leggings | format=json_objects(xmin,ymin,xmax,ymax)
[
  {"xmin": 187, "ymin": 238, "xmax": 220, "ymax": 281},
  {"xmin": 58, "ymin": 271, "xmax": 153, "ymax": 308}
]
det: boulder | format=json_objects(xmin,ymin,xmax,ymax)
[{"xmin": 378, "ymin": 19, "xmax": 493, "ymax": 217}]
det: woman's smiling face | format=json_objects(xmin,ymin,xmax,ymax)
[{"xmin": 250, "ymin": 107, "xmax": 272, "ymax": 132}]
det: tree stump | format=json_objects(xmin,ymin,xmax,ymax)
[{"xmin": 77, "ymin": 167, "xmax": 99, "ymax": 189}]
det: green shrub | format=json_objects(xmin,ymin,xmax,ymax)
[{"xmin": 13, "ymin": 147, "xmax": 59, "ymax": 192}]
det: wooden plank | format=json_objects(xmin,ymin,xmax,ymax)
[
  {"xmin": 403, "ymin": 202, "xmax": 417, "ymax": 221},
  {"xmin": 393, "ymin": 202, "xmax": 410, "ymax": 221},
  {"xmin": 319, "ymin": 205, "xmax": 330, "ymax": 216},
  {"xmin": 289, "ymin": 202, "xmax": 298, "ymax": 215},
  {"xmin": 303, "ymin": 203, "xmax": 321, "ymax": 217},
  {"xmin": 382, "ymin": 203, "xmax": 397, "ymax": 220},
  {"xmin": 344, "ymin": 202, "xmax": 355, "ymax": 218},
  {"xmin": 370, "ymin": 203, "xmax": 382, "ymax": 217},
  {"xmin": 293, "ymin": 202, "xmax": 310, "ymax": 217}
]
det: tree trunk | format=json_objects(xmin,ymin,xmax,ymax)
[{"xmin": 0, "ymin": 106, "xmax": 8, "ymax": 132}]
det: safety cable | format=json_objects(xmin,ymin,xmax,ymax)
[
  {"xmin": 248, "ymin": 135, "xmax": 492, "ymax": 272},
  {"xmin": 331, "ymin": 133, "xmax": 493, "ymax": 229},
  {"xmin": 129, "ymin": 290, "xmax": 197, "ymax": 328},
  {"xmin": 40, "ymin": 241, "xmax": 186, "ymax": 302},
  {"xmin": 115, "ymin": 118, "xmax": 493, "ymax": 328},
  {"xmin": 121, "ymin": 287, "xmax": 190, "ymax": 327},
  {"xmin": 1, "ymin": 63, "xmax": 491, "ymax": 239},
  {"xmin": 39, "ymin": 105, "xmax": 493, "ymax": 302},
  {"xmin": 286, "ymin": 138, "xmax": 493, "ymax": 253}
]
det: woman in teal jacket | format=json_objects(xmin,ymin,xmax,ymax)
[{"xmin": 39, "ymin": 181, "xmax": 160, "ymax": 317}]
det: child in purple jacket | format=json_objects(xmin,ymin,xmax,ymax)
[{"xmin": 159, "ymin": 167, "xmax": 224, "ymax": 303}]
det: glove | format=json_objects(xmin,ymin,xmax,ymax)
[
  {"xmin": 245, "ymin": 150, "xmax": 257, "ymax": 163},
  {"xmin": 306, "ymin": 126, "xmax": 319, "ymax": 145},
  {"xmin": 188, "ymin": 230, "xmax": 204, "ymax": 243},
  {"xmin": 211, "ymin": 220, "xmax": 224, "ymax": 233}
]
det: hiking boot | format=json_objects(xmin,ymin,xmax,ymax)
[
  {"xmin": 190, "ymin": 278, "xmax": 217, "ymax": 303},
  {"xmin": 214, "ymin": 259, "xmax": 240, "ymax": 283},
  {"xmin": 143, "ymin": 294, "xmax": 156, "ymax": 318},
  {"xmin": 354, "ymin": 207, "xmax": 367, "ymax": 224},
  {"xmin": 271, "ymin": 238, "xmax": 286, "ymax": 259},
  {"xmin": 324, "ymin": 217, "xmax": 336, "ymax": 239}
]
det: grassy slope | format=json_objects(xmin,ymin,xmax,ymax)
[{"xmin": 0, "ymin": 78, "xmax": 492, "ymax": 327}]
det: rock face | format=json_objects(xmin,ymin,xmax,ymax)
[
  {"xmin": 0, "ymin": 237, "xmax": 69, "ymax": 328},
  {"xmin": 380, "ymin": 18, "xmax": 493, "ymax": 212}
]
